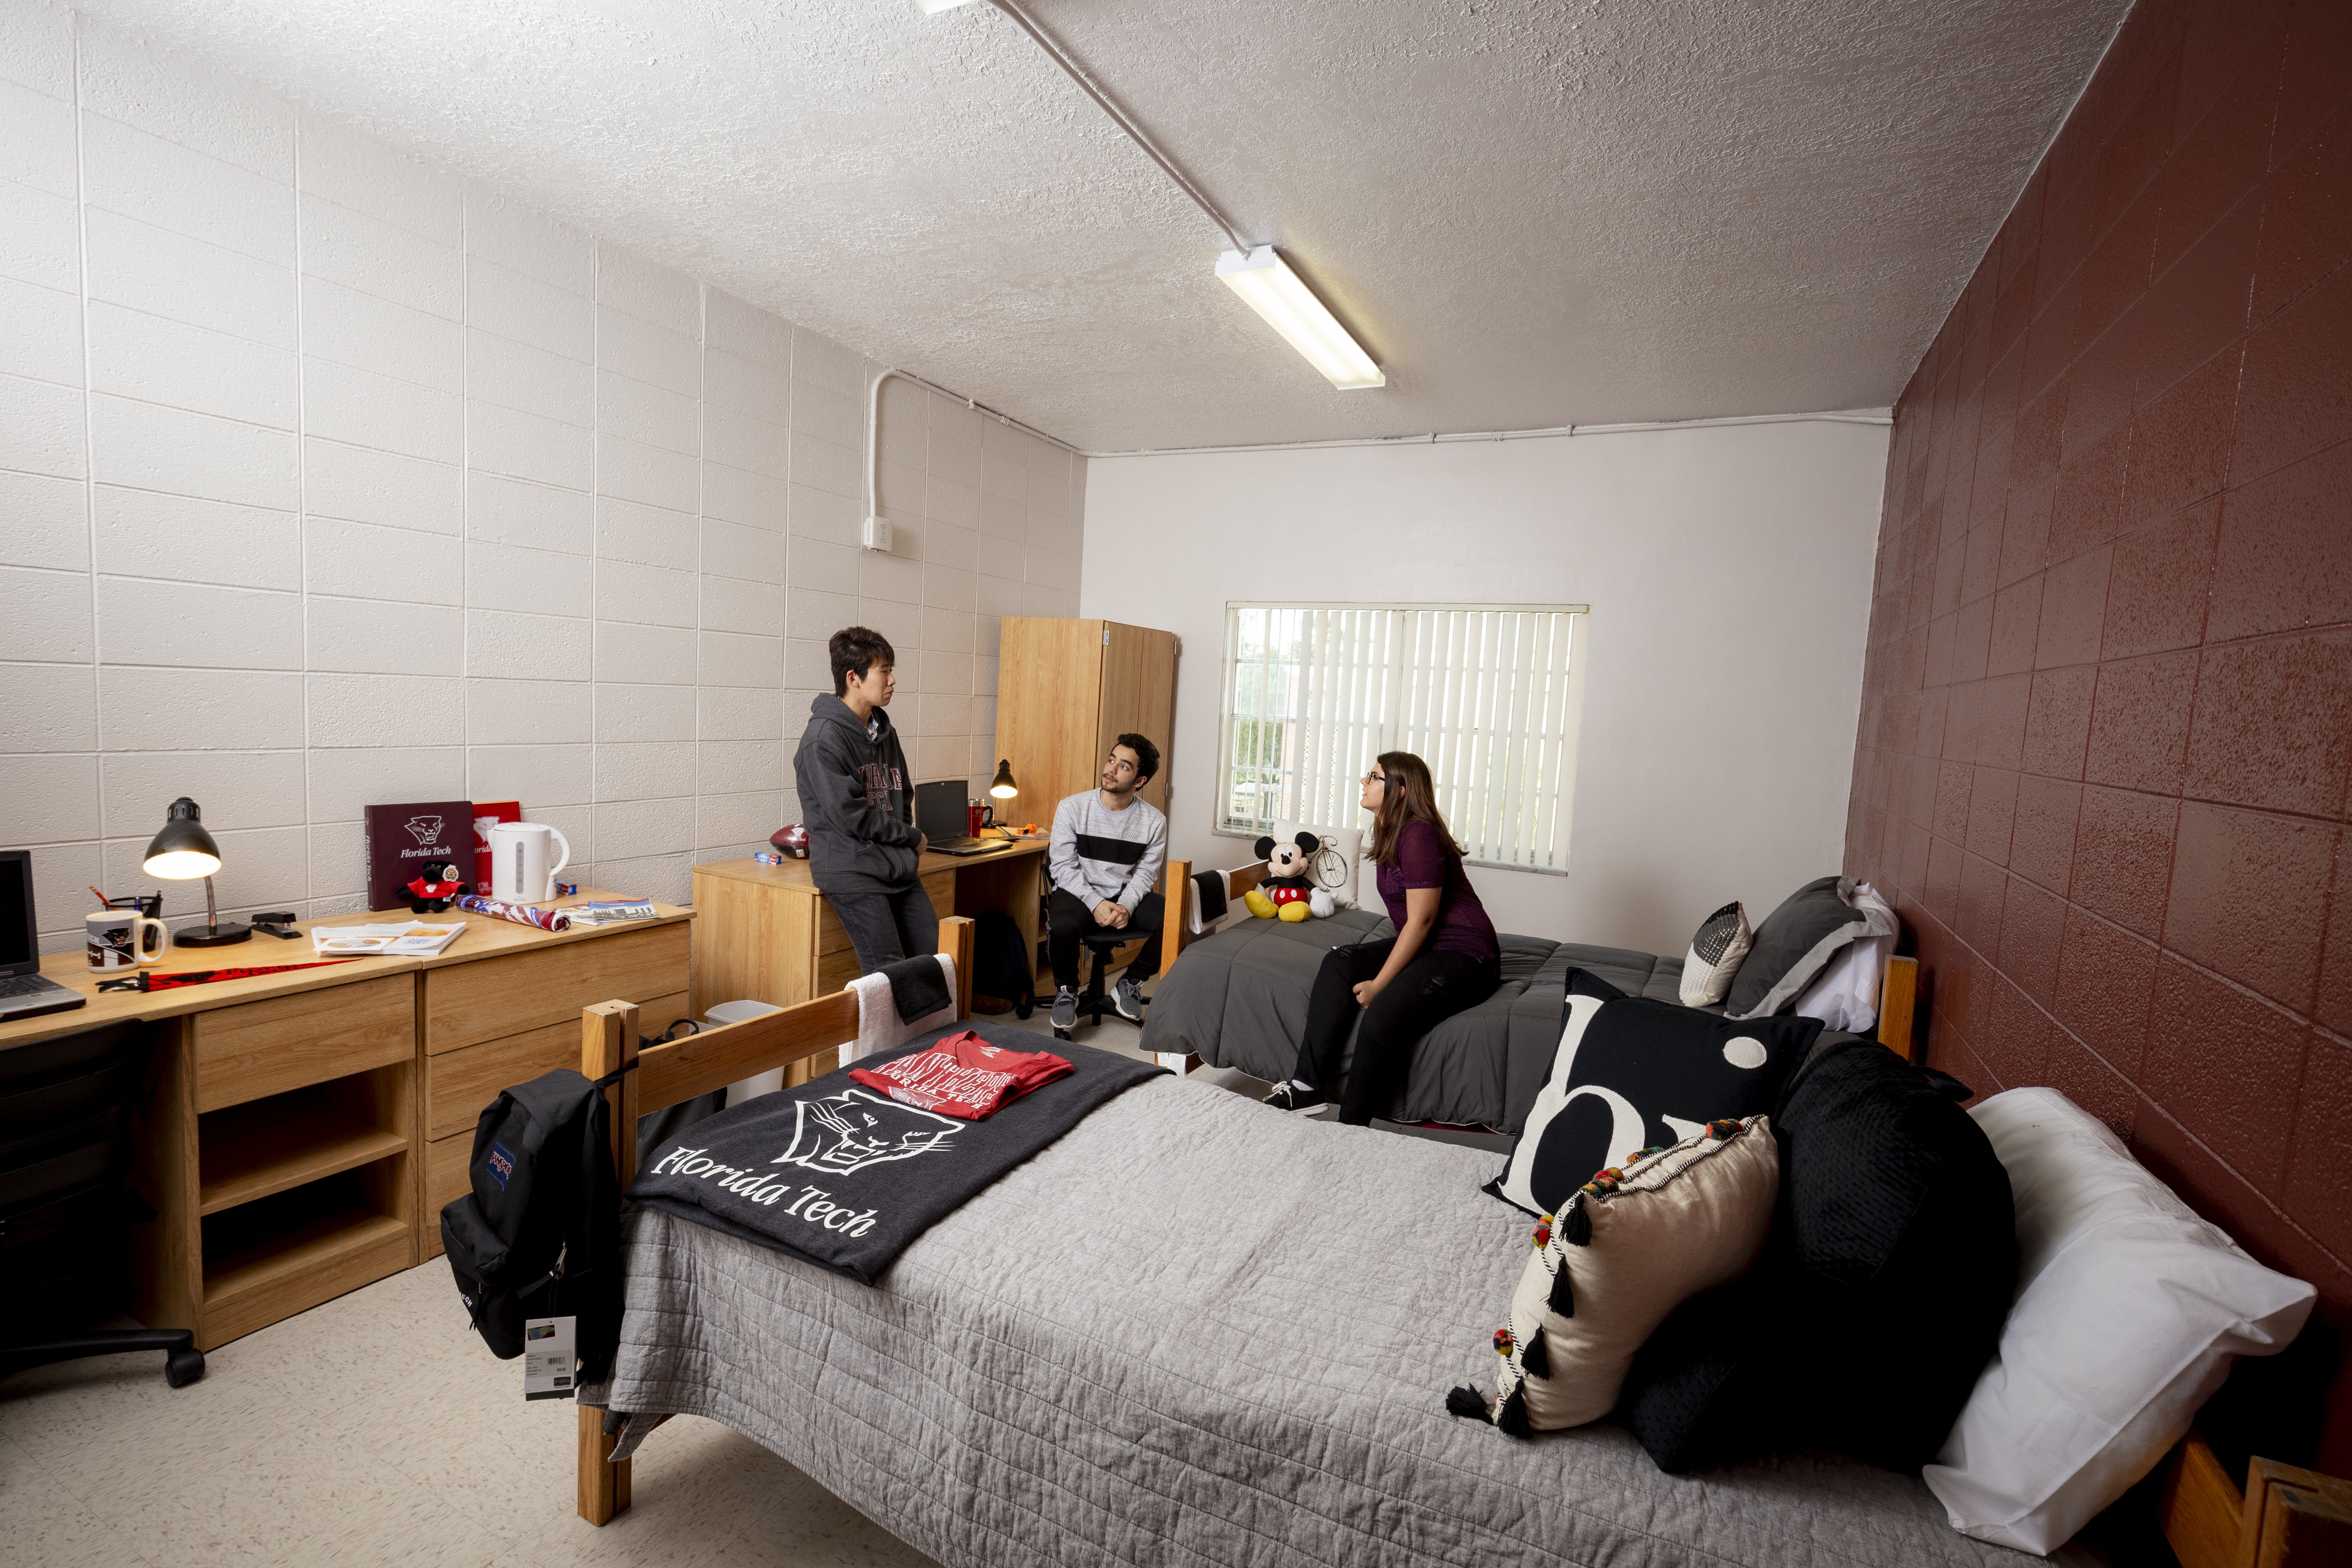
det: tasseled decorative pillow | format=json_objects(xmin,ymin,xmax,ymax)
[{"xmin": 1449, "ymin": 1115, "xmax": 1779, "ymax": 1436}]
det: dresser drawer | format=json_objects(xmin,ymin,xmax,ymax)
[
  {"xmin": 813, "ymin": 870, "xmax": 959, "ymax": 956},
  {"xmin": 424, "ymin": 989, "xmax": 689, "ymax": 1141},
  {"xmin": 424, "ymin": 924, "xmax": 689, "ymax": 1054},
  {"xmin": 195, "ymin": 975, "xmax": 414, "ymax": 1113}
]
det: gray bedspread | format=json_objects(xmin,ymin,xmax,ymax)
[
  {"xmin": 1138, "ymin": 910, "xmax": 1687, "ymax": 1133},
  {"xmin": 594, "ymin": 1075, "xmax": 2028, "ymax": 1568}
]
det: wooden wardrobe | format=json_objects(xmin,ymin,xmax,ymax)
[{"xmin": 995, "ymin": 619, "xmax": 1179, "ymax": 822}]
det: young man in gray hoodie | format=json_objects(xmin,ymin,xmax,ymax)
[{"xmin": 792, "ymin": 626, "xmax": 935, "ymax": 973}]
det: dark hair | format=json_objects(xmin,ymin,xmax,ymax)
[
  {"xmin": 829, "ymin": 626, "xmax": 894, "ymax": 696},
  {"xmin": 1112, "ymin": 733, "xmax": 1160, "ymax": 784},
  {"xmin": 1368, "ymin": 750, "xmax": 1466, "ymax": 864}
]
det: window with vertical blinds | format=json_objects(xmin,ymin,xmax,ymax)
[{"xmin": 1218, "ymin": 603, "xmax": 1589, "ymax": 874}]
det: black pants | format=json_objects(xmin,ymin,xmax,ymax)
[
  {"xmin": 1045, "ymin": 890, "xmax": 1164, "ymax": 990},
  {"xmin": 825, "ymin": 877, "xmax": 940, "ymax": 976},
  {"xmin": 1294, "ymin": 939, "xmax": 1503, "ymax": 1125}
]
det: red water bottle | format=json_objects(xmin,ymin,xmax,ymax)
[{"xmin": 968, "ymin": 798, "xmax": 983, "ymax": 836}]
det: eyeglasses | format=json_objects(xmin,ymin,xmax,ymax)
[{"xmin": 1361, "ymin": 771, "xmax": 1387, "ymax": 785}]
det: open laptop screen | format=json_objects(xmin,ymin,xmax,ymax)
[
  {"xmin": 0, "ymin": 850, "xmax": 37, "ymax": 974},
  {"xmin": 914, "ymin": 780, "xmax": 971, "ymax": 843}
]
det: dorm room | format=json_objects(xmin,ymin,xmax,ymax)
[{"xmin": 3, "ymin": 0, "xmax": 2350, "ymax": 1565}]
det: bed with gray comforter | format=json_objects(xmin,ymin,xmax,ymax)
[
  {"xmin": 1138, "ymin": 909, "xmax": 1688, "ymax": 1134},
  {"xmin": 591, "ymin": 1074, "xmax": 2029, "ymax": 1568}
]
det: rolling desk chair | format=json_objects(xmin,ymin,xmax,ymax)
[{"xmin": 0, "ymin": 1020, "xmax": 205, "ymax": 1388}]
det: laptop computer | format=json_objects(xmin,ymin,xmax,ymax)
[
  {"xmin": 914, "ymin": 780, "xmax": 1011, "ymax": 857},
  {"xmin": 0, "ymin": 848, "xmax": 88, "ymax": 1022}
]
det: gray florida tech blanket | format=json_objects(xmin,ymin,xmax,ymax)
[
  {"xmin": 628, "ymin": 1026, "xmax": 1163, "ymax": 1283},
  {"xmin": 592, "ymin": 1076, "xmax": 2032, "ymax": 1568},
  {"xmin": 1140, "ymin": 909, "xmax": 1690, "ymax": 1134}
]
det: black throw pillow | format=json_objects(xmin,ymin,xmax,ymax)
[
  {"xmin": 1614, "ymin": 1038, "xmax": 2018, "ymax": 1473},
  {"xmin": 1483, "ymin": 970, "xmax": 1819, "ymax": 1216},
  {"xmin": 1724, "ymin": 875, "xmax": 1895, "ymax": 1020}
]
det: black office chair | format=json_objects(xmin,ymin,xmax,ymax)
[
  {"xmin": 1054, "ymin": 929, "xmax": 1149, "ymax": 1041},
  {"xmin": 0, "ymin": 1020, "xmax": 205, "ymax": 1388}
]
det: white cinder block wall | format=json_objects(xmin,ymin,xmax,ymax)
[{"xmin": 0, "ymin": 2, "xmax": 1084, "ymax": 948}]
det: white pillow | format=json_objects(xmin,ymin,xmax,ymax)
[
  {"xmin": 1271, "ymin": 818, "xmax": 1361, "ymax": 910},
  {"xmin": 1922, "ymin": 1088, "xmax": 2315, "ymax": 1555},
  {"xmin": 1677, "ymin": 900, "xmax": 1753, "ymax": 1007}
]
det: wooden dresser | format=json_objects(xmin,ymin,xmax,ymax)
[
  {"xmin": 690, "ymin": 846, "xmax": 1043, "ymax": 1081},
  {"xmin": 0, "ymin": 889, "xmax": 691, "ymax": 1349}
]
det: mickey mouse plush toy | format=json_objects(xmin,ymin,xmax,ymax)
[{"xmin": 1243, "ymin": 832, "xmax": 1334, "ymax": 922}]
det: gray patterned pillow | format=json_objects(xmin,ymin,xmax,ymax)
[{"xmin": 1678, "ymin": 900, "xmax": 1752, "ymax": 1007}]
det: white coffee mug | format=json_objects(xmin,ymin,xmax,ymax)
[
  {"xmin": 487, "ymin": 821, "xmax": 571, "ymax": 903},
  {"xmin": 87, "ymin": 909, "xmax": 167, "ymax": 970}
]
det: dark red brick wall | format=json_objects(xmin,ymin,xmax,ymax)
[{"xmin": 1845, "ymin": 0, "xmax": 2352, "ymax": 1470}]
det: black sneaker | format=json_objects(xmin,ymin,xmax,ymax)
[
  {"xmin": 1049, "ymin": 987, "xmax": 1078, "ymax": 1031},
  {"xmin": 1262, "ymin": 1082, "xmax": 1327, "ymax": 1115},
  {"xmin": 1112, "ymin": 977, "xmax": 1145, "ymax": 1023}
]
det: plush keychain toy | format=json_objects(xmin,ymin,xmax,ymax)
[
  {"xmin": 405, "ymin": 859, "xmax": 468, "ymax": 913},
  {"xmin": 1243, "ymin": 832, "xmax": 1333, "ymax": 922}
]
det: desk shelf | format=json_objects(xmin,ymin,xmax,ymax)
[
  {"xmin": 199, "ymin": 1162, "xmax": 411, "ymax": 1346},
  {"xmin": 198, "ymin": 1090, "xmax": 410, "ymax": 1216}
]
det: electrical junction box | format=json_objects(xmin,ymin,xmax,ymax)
[{"xmin": 861, "ymin": 515, "xmax": 892, "ymax": 552}]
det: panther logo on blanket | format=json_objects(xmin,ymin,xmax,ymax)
[{"xmin": 774, "ymin": 1089, "xmax": 961, "ymax": 1176}]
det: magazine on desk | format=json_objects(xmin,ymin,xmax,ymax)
[
  {"xmin": 312, "ymin": 922, "xmax": 468, "ymax": 956},
  {"xmin": 560, "ymin": 900, "xmax": 658, "ymax": 926}
]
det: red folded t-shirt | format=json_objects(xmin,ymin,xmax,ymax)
[{"xmin": 848, "ymin": 1031, "xmax": 1073, "ymax": 1120}]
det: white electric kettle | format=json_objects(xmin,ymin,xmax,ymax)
[{"xmin": 487, "ymin": 821, "xmax": 571, "ymax": 903}]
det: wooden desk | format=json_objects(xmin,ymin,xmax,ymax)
[
  {"xmin": 0, "ymin": 889, "xmax": 692, "ymax": 1347},
  {"xmin": 690, "ymin": 840, "xmax": 1048, "ymax": 1067}
]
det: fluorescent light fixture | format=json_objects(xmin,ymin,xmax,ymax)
[
  {"xmin": 916, "ymin": 0, "xmax": 979, "ymax": 12},
  {"xmin": 1216, "ymin": 246, "xmax": 1384, "ymax": 390}
]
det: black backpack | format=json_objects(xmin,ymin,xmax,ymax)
[
  {"xmin": 971, "ymin": 907, "xmax": 1035, "ymax": 1018},
  {"xmin": 439, "ymin": 1067, "xmax": 623, "ymax": 1388}
]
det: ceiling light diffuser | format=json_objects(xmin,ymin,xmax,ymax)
[
  {"xmin": 1215, "ymin": 246, "xmax": 1384, "ymax": 390},
  {"xmin": 916, "ymin": 0, "xmax": 979, "ymax": 12}
]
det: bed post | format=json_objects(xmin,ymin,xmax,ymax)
[
  {"xmin": 1877, "ymin": 955, "xmax": 1917, "ymax": 1061},
  {"xmin": 940, "ymin": 914, "xmax": 974, "ymax": 1019},
  {"xmin": 2159, "ymin": 1428, "xmax": 2352, "ymax": 1568},
  {"xmin": 578, "ymin": 999, "xmax": 639, "ymax": 1526},
  {"xmin": 1160, "ymin": 860, "xmax": 1191, "ymax": 980}
]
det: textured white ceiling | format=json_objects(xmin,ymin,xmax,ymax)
[{"xmin": 70, "ymin": 0, "xmax": 2128, "ymax": 451}]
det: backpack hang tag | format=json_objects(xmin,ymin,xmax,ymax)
[{"xmin": 523, "ymin": 1315, "xmax": 577, "ymax": 1400}]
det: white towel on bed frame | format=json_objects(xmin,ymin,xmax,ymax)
[{"xmin": 840, "ymin": 952, "xmax": 959, "ymax": 1070}]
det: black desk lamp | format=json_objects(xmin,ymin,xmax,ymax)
[{"xmin": 142, "ymin": 797, "xmax": 249, "ymax": 946}]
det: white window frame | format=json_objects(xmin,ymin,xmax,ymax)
[{"xmin": 1214, "ymin": 601, "xmax": 1590, "ymax": 876}]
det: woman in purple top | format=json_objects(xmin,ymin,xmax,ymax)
[{"xmin": 1266, "ymin": 751, "xmax": 1502, "ymax": 1124}]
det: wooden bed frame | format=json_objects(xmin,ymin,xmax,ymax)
[
  {"xmin": 1154, "ymin": 858, "xmax": 1922, "ymax": 1059},
  {"xmin": 562, "ymin": 912, "xmax": 2348, "ymax": 1564},
  {"xmin": 571, "ymin": 915, "xmax": 976, "ymax": 1525}
]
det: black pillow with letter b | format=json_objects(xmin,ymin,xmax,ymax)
[{"xmin": 1485, "ymin": 971, "xmax": 1821, "ymax": 1216}]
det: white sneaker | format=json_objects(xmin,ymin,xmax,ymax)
[
  {"xmin": 1113, "ymin": 977, "xmax": 1145, "ymax": 1023},
  {"xmin": 1050, "ymin": 987, "xmax": 1078, "ymax": 1031}
]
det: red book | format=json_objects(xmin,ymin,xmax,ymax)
[
  {"xmin": 472, "ymin": 800, "xmax": 521, "ymax": 894},
  {"xmin": 362, "ymin": 800, "xmax": 479, "ymax": 913}
]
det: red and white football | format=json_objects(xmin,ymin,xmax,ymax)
[{"xmin": 770, "ymin": 824, "xmax": 810, "ymax": 858}]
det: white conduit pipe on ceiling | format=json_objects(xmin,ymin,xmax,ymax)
[{"xmin": 865, "ymin": 377, "xmax": 1888, "ymax": 517}]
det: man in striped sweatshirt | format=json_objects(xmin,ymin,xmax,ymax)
[{"xmin": 1046, "ymin": 733, "xmax": 1168, "ymax": 1032}]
